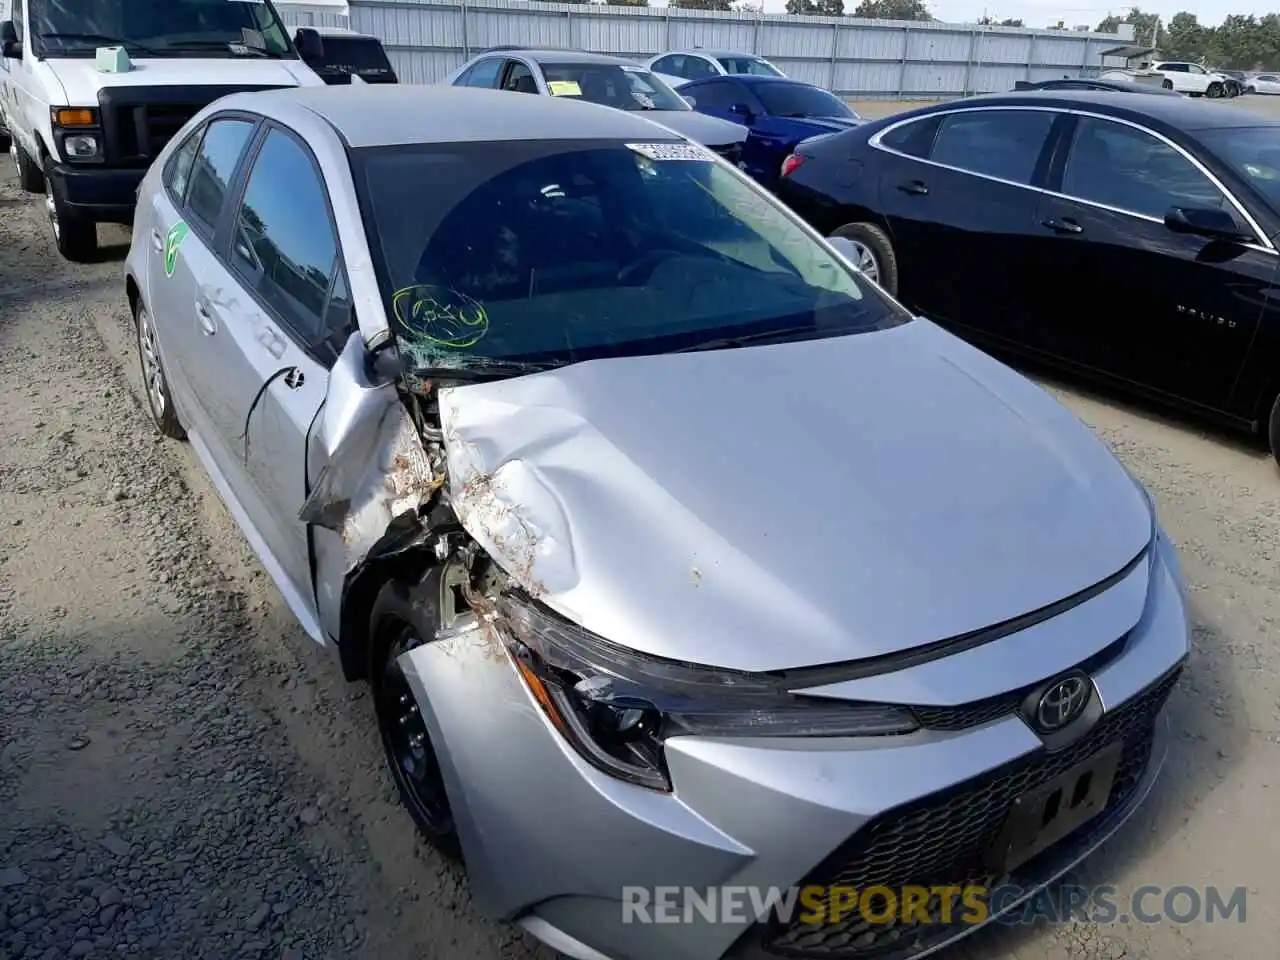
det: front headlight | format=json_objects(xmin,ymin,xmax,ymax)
[{"xmin": 492, "ymin": 592, "xmax": 919, "ymax": 792}]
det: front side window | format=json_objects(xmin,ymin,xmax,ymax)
[
  {"xmin": 718, "ymin": 56, "xmax": 783, "ymax": 78},
  {"xmin": 186, "ymin": 118, "xmax": 255, "ymax": 228},
  {"xmin": 684, "ymin": 56, "xmax": 719, "ymax": 79},
  {"xmin": 756, "ymin": 83, "xmax": 857, "ymax": 119},
  {"xmin": 165, "ymin": 127, "xmax": 204, "ymax": 203},
  {"xmin": 30, "ymin": 0, "xmax": 292, "ymax": 59},
  {"xmin": 231, "ymin": 128, "xmax": 339, "ymax": 344},
  {"xmin": 930, "ymin": 109, "xmax": 1054, "ymax": 185},
  {"xmin": 1188, "ymin": 64, "xmax": 1207, "ymax": 75},
  {"xmin": 651, "ymin": 55, "xmax": 678, "ymax": 74},
  {"xmin": 541, "ymin": 63, "xmax": 688, "ymax": 111},
  {"xmin": 1062, "ymin": 117, "xmax": 1230, "ymax": 220},
  {"xmin": 685, "ymin": 80, "xmax": 741, "ymax": 112},
  {"xmin": 355, "ymin": 139, "xmax": 909, "ymax": 374},
  {"xmin": 502, "ymin": 61, "xmax": 538, "ymax": 94}
]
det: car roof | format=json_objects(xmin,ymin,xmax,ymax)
[
  {"xmin": 305, "ymin": 26, "xmax": 375, "ymax": 39},
  {"xmin": 934, "ymin": 90, "xmax": 1280, "ymax": 131},
  {"xmin": 486, "ymin": 48, "xmax": 643, "ymax": 67},
  {"xmin": 668, "ymin": 49, "xmax": 764, "ymax": 58},
  {"xmin": 686, "ymin": 74, "xmax": 809, "ymax": 88},
  {"xmin": 218, "ymin": 85, "xmax": 686, "ymax": 148}
]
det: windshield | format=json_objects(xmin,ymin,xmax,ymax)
[
  {"xmin": 30, "ymin": 0, "xmax": 293, "ymax": 58},
  {"xmin": 354, "ymin": 139, "xmax": 907, "ymax": 376},
  {"xmin": 310, "ymin": 36, "xmax": 395, "ymax": 81},
  {"xmin": 718, "ymin": 56, "xmax": 783, "ymax": 77},
  {"xmin": 540, "ymin": 63, "xmax": 688, "ymax": 111},
  {"xmin": 756, "ymin": 84, "xmax": 857, "ymax": 120},
  {"xmin": 1199, "ymin": 126, "xmax": 1280, "ymax": 208}
]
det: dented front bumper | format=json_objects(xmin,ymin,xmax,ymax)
[{"xmin": 396, "ymin": 532, "xmax": 1187, "ymax": 960}]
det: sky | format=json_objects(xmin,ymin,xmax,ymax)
[{"xmin": 655, "ymin": 0, "xmax": 1278, "ymax": 30}]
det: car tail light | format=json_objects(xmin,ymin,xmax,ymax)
[{"xmin": 780, "ymin": 153, "xmax": 805, "ymax": 178}]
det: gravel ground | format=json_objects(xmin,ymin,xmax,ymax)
[{"xmin": 1, "ymin": 119, "xmax": 1279, "ymax": 960}]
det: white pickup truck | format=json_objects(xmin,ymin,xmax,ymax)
[{"xmin": 0, "ymin": 0, "xmax": 325, "ymax": 262}]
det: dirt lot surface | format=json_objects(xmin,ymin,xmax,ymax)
[{"xmin": 2, "ymin": 90, "xmax": 1280, "ymax": 960}]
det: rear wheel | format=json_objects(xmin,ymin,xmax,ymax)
[
  {"xmin": 1162, "ymin": 78, "xmax": 1174, "ymax": 90},
  {"xmin": 368, "ymin": 568, "xmax": 463, "ymax": 862},
  {"xmin": 12, "ymin": 140, "xmax": 44, "ymax": 193},
  {"xmin": 831, "ymin": 222, "xmax": 899, "ymax": 297}
]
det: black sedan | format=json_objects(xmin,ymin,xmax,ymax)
[
  {"xmin": 1013, "ymin": 78, "xmax": 1181, "ymax": 96},
  {"xmin": 776, "ymin": 91, "xmax": 1280, "ymax": 463}
]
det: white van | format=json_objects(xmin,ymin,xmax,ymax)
[{"xmin": 0, "ymin": 0, "xmax": 325, "ymax": 262}]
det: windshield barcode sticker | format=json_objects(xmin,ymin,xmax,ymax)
[{"xmin": 626, "ymin": 142, "xmax": 714, "ymax": 162}]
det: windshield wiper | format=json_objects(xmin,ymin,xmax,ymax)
[
  {"xmin": 676, "ymin": 326, "xmax": 834, "ymax": 353},
  {"xmin": 165, "ymin": 39, "xmax": 279, "ymax": 57},
  {"xmin": 39, "ymin": 32, "xmax": 166, "ymax": 56}
]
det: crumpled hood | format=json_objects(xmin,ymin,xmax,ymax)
[
  {"xmin": 440, "ymin": 320, "xmax": 1151, "ymax": 673},
  {"xmin": 45, "ymin": 56, "xmax": 319, "ymax": 104},
  {"xmin": 646, "ymin": 110, "xmax": 748, "ymax": 146}
]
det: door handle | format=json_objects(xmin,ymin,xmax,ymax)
[
  {"xmin": 1041, "ymin": 217, "xmax": 1083, "ymax": 235},
  {"xmin": 150, "ymin": 229, "xmax": 163, "ymax": 252},
  {"xmin": 897, "ymin": 180, "xmax": 929, "ymax": 196},
  {"xmin": 195, "ymin": 302, "xmax": 217, "ymax": 336}
]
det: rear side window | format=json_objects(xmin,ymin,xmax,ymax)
[
  {"xmin": 930, "ymin": 110, "xmax": 1054, "ymax": 185},
  {"xmin": 230, "ymin": 128, "xmax": 341, "ymax": 347},
  {"xmin": 878, "ymin": 115, "xmax": 941, "ymax": 159},
  {"xmin": 683, "ymin": 80, "xmax": 739, "ymax": 111},
  {"xmin": 186, "ymin": 118, "xmax": 256, "ymax": 228},
  {"xmin": 457, "ymin": 58, "xmax": 502, "ymax": 88},
  {"xmin": 165, "ymin": 128, "xmax": 204, "ymax": 203}
]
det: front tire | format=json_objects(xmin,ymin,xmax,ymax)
[
  {"xmin": 43, "ymin": 156, "xmax": 97, "ymax": 263},
  {"xmin": 1207, "ymin": 82, "xmax": 1223, "ymax": 98},
  {"xmin": 135, "ymin": 300, "xmax": 186, "ymax": 440},
  {"xmin": 1162, "ymin": 78, "xmax": 1174, "ymax": 90},
  {"xmin": 831, "ymin": 222, "xmax": 899, "ymax": 297},
  {"xmin": 368, "ymin": 569, "xmax": 463, "ymax": 862}
]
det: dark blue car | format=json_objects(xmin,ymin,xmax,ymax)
[{"xmin": 678, "ymin": 75, "xmax": 864, "ymax": 189}]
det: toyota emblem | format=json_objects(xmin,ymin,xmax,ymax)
[{"xmin": 1034, "ymin": 675, "xmax": 1091, "ymax": 732}]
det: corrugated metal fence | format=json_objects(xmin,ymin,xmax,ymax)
[{"xmin": 282, "ymin": 0, "xmax": 1129, "ymax": 99}]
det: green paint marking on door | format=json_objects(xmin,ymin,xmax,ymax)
[{"xmin": 164, "ymin": 221, "xmax": 189, "ymax": 277}]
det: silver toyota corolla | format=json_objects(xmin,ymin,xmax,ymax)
[{"xmin": 124, "ymin": 85, "xmax": 1189, "ymax": 960}]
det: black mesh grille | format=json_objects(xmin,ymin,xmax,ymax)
[
  {"xmin": 758, "ymin": 665, "xmax": 1181, "ymax": 959},
  {"xmin": 910, "ymin": 635, "xmax": 1128, "ymax": 732}
]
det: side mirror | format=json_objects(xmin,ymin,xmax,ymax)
[
  {"xmin": 1164, "ymin": 205, "xmax": 1252, "ymax": 243},
  {"xmin": 729, "ymin": 102, "xmax": 754, "ymax": 122},
  {"xmin": 293, "ymin": 27, "xmax": 324, "ymax": 62},
  {"xmin": 1, "ymin": 20, "xmax": 22, "ymax": 59}
]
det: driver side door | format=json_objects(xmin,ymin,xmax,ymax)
[{"xmin": 1030, "ymin": 113, "xmax": 1272, "ymax": 408}]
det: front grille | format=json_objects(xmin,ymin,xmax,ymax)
[
  {"xmin": 113, "ymin": 102, "xmax": 205, "ymax": 161},
  {"xmin": 757, "ymin": 664, "xmax": 1181, "ymax": 959},
  {"xmin": 96, "ymin": 85, "xmax": 290, "ymax": 165},
  {"xmin": 911, "ymin": 635, "xmax": 1128, "ymax": 732}
]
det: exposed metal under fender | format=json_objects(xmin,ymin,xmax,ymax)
[{"xmin": 298, "ymin": 332, "xmax": 444, "ymax": 645}]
